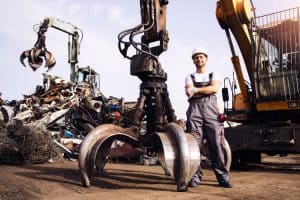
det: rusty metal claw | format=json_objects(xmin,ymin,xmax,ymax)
[
  {"xmin": 20, "ymin": 19, "xmax": 56, "ymax": 72},
  {"xmin": 20, "ymin": 48, "xmax": 43, "ymax": 71},
  {"xmin": 29, "ymin": 48, "xmax": 43, "ymax": 71},
  {"xmin": 44, "ymin": 50, "xmax": 56, "ymax": 72},
  {"xmin": 20, "ymin": 48, "xmax": 56, "ymax": 72},
  {"xmin": 20, "ymin": 50, "xmax": 31, "ymax": 68}
]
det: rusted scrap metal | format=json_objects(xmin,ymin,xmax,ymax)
[
  {"xmin": 109, "ymin": 141, "xmax": 144, "ymax": 162},
  {"xmin": 1, "ymin": 121, "xmax": 57, "ymax": 164},
  {"xmin": 0, "ymin": 105, "xmax": 14, "ymax": 124},
  {"xmin": 20, "ymin": 20, "xmax": 56, "ymax": 71},
  {"xmin": 0, "ymin": 71, "xmax": 139, "ymax": 164}
]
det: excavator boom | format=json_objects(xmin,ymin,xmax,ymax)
[
  {"xmin": 216, "ymin": 0, "xmax": 253, "ymax": 76},
  {"xmin": 44, "ymin": 17, "xmax": 79, "ymax": 36},
  {"xmin": 216, "ymin": 0, "xmax": 254, "ymax": 113}
]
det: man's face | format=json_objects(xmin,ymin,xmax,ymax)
[{"xmin": 192, "ymin": 53, "xmax": 207, "ymax": 67}]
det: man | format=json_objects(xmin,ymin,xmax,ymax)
[{"xmin": 185, "ymin": 47, "xmax": 232, "ymax": 188}]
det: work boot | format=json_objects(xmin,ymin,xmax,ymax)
[
  {"xmin": 189, "ymin": 180, "xmax": 198, "ymax": 187},
  {"xmin": 193, "ymin": 174, "xmax": 201, "ymax": 185},
  {"xmin": 189, "ymin": 174, "xmax": 201, "ymax": 187},
  {"xmin": 218, "ymin": 177, "xmax": 233, "ymax": 188}
]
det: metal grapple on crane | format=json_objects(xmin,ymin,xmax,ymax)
[
  {"xmin": 78, "ymin": 0, "xmax": 200, "ymax": 191},
  {"xmin": 20, "ymin": 18, "xmax": 56, "ymax": 72}
]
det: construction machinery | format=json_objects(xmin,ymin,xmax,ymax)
[
  {"xmin": 20, "ymin": 17, "xmax": 83, "ymax": 83},
  {"xmin": 78, "ymin": 0, "xmax": 200, "ymax": 192},
  {"xmin": 19, "ymin": 17, "xmax": 103, "ymax": 128},
  {"xmin": 216, "ymin": 0, "xmax": 300, "ymax": 166},
  {"xmin": 19, "ymin": 17, "xmax": 140, "ymax": 131},
  {"xmin": 78, "ymin": 0, "xmax": 300, "ymax": 191},
  {"xmin": 14, "ymin": 17, "xmax": 141, "ymax": 162}
]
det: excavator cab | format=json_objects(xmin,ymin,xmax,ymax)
[
  {"xmin": 217, "ymin": 1, "xmax": 300, "ymax": 117},
  {"xmin": 253, "ymin": 7, "xmax": 300, "ymax": 105},
  {"xmin": 76, "ymin": 67, "xmax": 100, "ymax": 89}
]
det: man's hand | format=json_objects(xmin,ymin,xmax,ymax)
[{"xmin": 186, "ymin": 87, "xmax": 197, "ymax": 98}]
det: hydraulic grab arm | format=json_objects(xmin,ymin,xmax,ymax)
[
  {"xmin": 20, "ymin": 17, "xmax": 83, "ymax": 82},
  {"xmin": 118, "ymin": 0, "xmax": 175, "ymax": 132},
  {"xmin": 78, "ymin": 0, "xmax": 201, "ymax": 192}
]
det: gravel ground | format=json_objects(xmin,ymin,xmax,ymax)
[{"xmin": 0, "ymin": 154, "xmax": 300, "ymax": 200}]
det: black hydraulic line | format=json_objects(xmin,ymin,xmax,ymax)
[
  {"xmin": 225, "ymin": 29, "xmax": 236, "ymax": 57},
  {"xmin": 162, "ymin": 88, "xmax": 177, "ymax": 123},
  {"xmin": 132, "ymin": 91, "xmax": 147, "ymax": 127}
]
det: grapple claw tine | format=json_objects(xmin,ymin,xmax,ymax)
[
  {"xmin": 44, "ymin": 50, "xmax": 56, "ymax": 71},
  {"xmin": 150, "ymin": 123, "xmax": 200, "ymax": 192},
  {"xmin": 20, "ymin": 50, "xmax": 31, "ymax": 68},
  {"xmin": 28, "ymin": 49, "xmax": 43, "ymax": 71}
]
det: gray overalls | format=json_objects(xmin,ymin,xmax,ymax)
[{"xmin": 186, "ymin": 73, "xmax": 229, "ymax": 181}]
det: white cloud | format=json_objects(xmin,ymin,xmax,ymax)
[
  {"xmin": 108, "ymin": 6, "xmax": 122, "ymax": 23},
  {"xmin": 106, "ymin": 5, "xmax": 138, "ymax": 28},
  {"xmin": 92, "ymin": 2, "xmax": 103, "ymax": 14},
  {"xmin": 67, "ymin": 3, "xmax": 86, "ymax": 20}
]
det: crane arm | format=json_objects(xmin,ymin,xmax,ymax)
[
  {"xmin": 216, "ymin": 0, "xmax": 254, "ymax": 113},
  {"xmin": 118, "ymin": 0, "xmax": 169, "ymax": 60},
  {"xmin": 43, "ymin": 17, "xmax": 79, "ymax": 36},
  {"xmin": 216, "ymin": 0, "xmax": 253, "ymax": 77},
  {"xmin": 42, "ymin": 17, "xmax": 82, "ymax": 65},
  {"xmin": 20, "ymin": 17, "xmax": 83, "ymax": 82}
]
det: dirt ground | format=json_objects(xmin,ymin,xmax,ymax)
[{"xmin": 0, "ymin": 154, "xmax": 300, "ymax": 200}]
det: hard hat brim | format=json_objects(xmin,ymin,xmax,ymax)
[{"xmin": 192, "ymin": 52, "xmax": 208, "ymax": 59}]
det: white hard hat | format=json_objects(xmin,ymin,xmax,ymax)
[{"xmin": 191, "ymin": 46, "xmax": 208, "ymax": 58}]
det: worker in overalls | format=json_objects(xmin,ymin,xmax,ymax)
[{"xmin": 185, "ymin": 47, "xmax": 232, "ymax": 188}]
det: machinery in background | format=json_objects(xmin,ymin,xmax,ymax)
[
  {"xmin": 18, "ymin": 17, "xmax": 135, "ymax": 132},
  {"xmin": 216, "ymin": 0, "xmax": 300, "ymax": 167},
  {"xmin": 20, "ymin": 17, "xmax": 81, "ymax": 82},
  {"xmin": 4, "ymin": 17, "xmax": 139, "ymax": 163}
]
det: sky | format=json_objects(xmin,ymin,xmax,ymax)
[{"xmin": 0, "ymin": 0, "xmax": 299, "ymax": 119}]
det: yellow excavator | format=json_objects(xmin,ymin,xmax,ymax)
[{"xmin": 216, "ymin": 0, "xmax": 300, "ymax": 166}]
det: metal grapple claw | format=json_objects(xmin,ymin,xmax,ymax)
[
  {"xmin": 20, "ymin": 48, "xmax": 56, "ymax": 72},
  {"xmin": 20, "ymin": 48, "xmax": 43, "ymax": 71},
  {"xmin": 20, "ymin": 18, "xmax": 56, "ymax": 72},
  {"xmin": 20, "ymin": 50, "xmax": 30, "ymax": 68},
  {"xmin": 78, "ymin": 124, "xmax": 138, "ymax": 187},
  {"xmin": 78, "ymin": 122, "xmax": 200, "ymax": 192},
  {"xmin": 44, "ymin": 50, "xmax": 56, "ymax": 71},
  {"xmin": 149, "ymin": 123, "xmax": 200, "ymax": 191}
]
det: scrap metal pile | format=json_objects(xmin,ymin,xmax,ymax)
[
  {"xmin": 0, "ymin": 72, "xmax": 137, "ymax": 164},
  {"xmin": 0, "ymin": 16, "xmax": 138, "ymax": 165}
]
